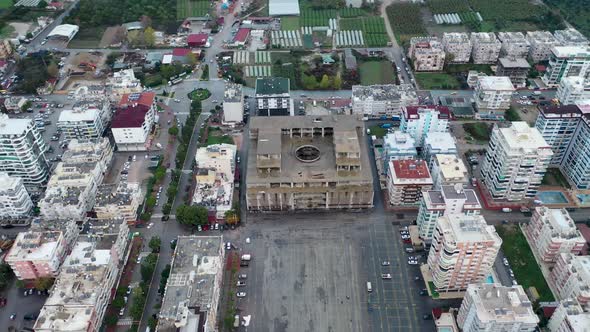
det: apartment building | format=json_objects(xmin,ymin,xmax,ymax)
[
  {"xmin": 430, "ymin": 154, "xmax": 468, "ymax": 190},
  {"xmin": 526, "ymin": 31, "xmax": 560, "ymax": 62},
  {"xmin": 111, "ymin": 92, "xmax": 156, "ymax": 151},
  {"xmin": 481, "ymin": 122, "xmax": 552, "ymax": 201},
  {"xmin": 158, "ymin": 236, "xmax": 224, "ymax": 332},
  {"xmin": 94, "ymin": 182, "xmax": 142, "ymax": 224},
  {"xmin": 423, "ymin": 132, "xmax": 457, "ymax": 167},
  {"xmin": 387, "ymin": 159, "xmax": 433, "ymax": 207},
  {"xmin": 223, "ymin": 82, "xmax": 244, "ymax": 124},
  {"xmin": 497, "ymin": 32, "xmax": 530, "ymax": 58},
  {"xmin": 442, "ymin": 32, "xmax": 471, "ymax": 63},
  {"xmin": 427, "ymin": 214, "xmax": 501, "ymax": 292},
  {"xmin": 382, "ymin": 131, "xmax": 417, "ymax": 172},
  {"xmin": 34, "ymin": 225, "xmax": 129, "ymax": 332},
  {"xmin": 548, "ymin": 299, "xmax": 590, "ymax": 332},
  {"xmin": 400, "ymin": 105, "xmax": 451, "ymax": 146},
  {"xmin": 352, "ymin": 84, "xmax": 418, "ymax": 119},
  {"xmin": 107, "ymin": 68, "xmax": 143, "ymax": 101},
  {"xmin": 0, "ymin": 39, "xmax": 13, "ymax": 59},
  {"xmin": 550, "ymin": 254, "xmax": 590, "ymax": 308},
  {"xmin": 0, "ymin": 114, "xmax": 49, "ymax": 186},
  {"xmin": 255, "ymin": 77, "xmax": 293, "ymax": 116},
  {"xmin": 557, "ymin": 76, "xmax": 590, "ymax": 105},
  {"xmin": 408, "ymin": 37, "xmax": 446, "ymax": 71},
  {"xmin": 474, "ymin": 76, "xmax": 515, "ymax": 120},
  {"xmin": 4, "ymin": 96, "xmax": 28, "ymax": 112},
  {"xmin": 542, "ymin": 46, "xmax": 590, "ymax": 87},
  {"xmin": 72, "ymin": 85, "xmax": 107, "ymax": 101},
  {"xmin": 57, "ymin": 101, "xmax": 109, "ymax": 140},
  {"xmin": 0, "ymin": 173, "xmax": 33, "ymax": 218},
  {"xmin": 417, "ymin": 185, "xmax": 481, "ymax": 242},
  {"xmin": 496, "ymin": 57, "xmax": 531, "ymax": 88},
  {"xmin": 535, "ymin": 104, "xmax": 590, "ymax": 188},
  {"xmin": 525, "ymin": 207, "xmax": 586, "ymax": 263},
  {"xmin": 471, "ymin": 32, "xmax": 502, "ymax": 64},
  {"xmin": 246, "ymin": 115, "xmax": 374, "ymax": 211},
  {"xmin": 457, "ymin": 284, "xmax": 539, "ymax": 332},
  {"xmin": 554, "ymin": 28, "xmax": 590, "ymax": 47}
]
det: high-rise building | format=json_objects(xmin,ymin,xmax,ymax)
[
  {"xmin": 57, "ymin": 101, "xmax": 109, "ymax": 140},
  {"xmin": 400, "ymin": 105, "xmax": 451, "ymax": 146},
  {"xmin": 417, "ymin": 185, "xmax": 481, "ymax": 242},
  {"xmin": 526, "ymin": 31, "xmax": 559, "ymax": 62},
  {"xmin": 498, "ymin": 32, "xmax": 530, "ymax": 58},
  {"xmin": 542, "ymin": 46, "xmax": 590, "ymax": 87},
  {"xmin": 423, "ymin": 132, "xmax": 457, "ymax": 167},
  {"xmin": 382, "ymin": 131, "xmax": 417, "ymax": 173},
  {"xmin": 480, "ymin": 122, "xmax": 552, "ymax": 201},
  {"xmin": 496, "ymin": 57, "xmax": 531, "ymax": 88},
  {"xmin": 223, "ymin": 83, "xmax": 244, "ymax": 124},
  {"xmin": 408, "ymin": 37, "xmax": 446, "ymax": 71},
  {"xmin": 474, "ymin": 76, "xmax": 515, "ymax": 120},
  {"xmin": 457, "ymin": 284, "xmax": 539, "ymax": 332},
  {"xmin": 525, "ymin": 207, "xmax": 586, "ymax": 263},
  {"xmin": 427, "ymin": 214, "xmax": 501, "ymax": 292},
  {"xmin": 0, "ymin": 173, "xmax": 33, "ymax": 218},
  {"xmin": 0, "ymin": 114, "xmax": 49, "ymax": 186},
  {"xmin": 387, "ymin": 159, "xmax": 433, "ymax": 207},
  {"xmin": 430, "ymin": 154, "xmax": 468, "ymax": 190},
  {"xmin": 550, "ymin": 254, "xmax": 590, "ymax": 308},
  {"xmin": 557, "ymin": 76, "xmax": 590, "ymax": 105},
  {"xmin": 471, "ymin": 32, "xmax": 502, "ymax": 64},
  {"xmin": 548, "ymin": 299, "xmax": 590, "ymax": 332},
  {"xmin": 442, "ymin": 32, "xmax": 472, "ymax": 63}
]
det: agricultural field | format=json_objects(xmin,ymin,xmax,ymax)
[
  {"xmin": 177, "ymin": 0, "xmax": 210, "ymax": 19},
  {"xmin": 0, "ymin": 0, "xmax": 12, "ymax": 9},
  {"xmin": 545, "ymin": 0, "xmax": 590, "ymax": 37},
  {"xmin": 281, "ymin": 16, "xmax": 300, "ymax": 30},
  {"xmin": 427, "ymin": 0, "xmax": 470, "ymax": 14},
  {"xmin": 359, "ymin": 61, "xmax": 395, "ymax": 85},
  {"xmin": 467, "ymin": 0, "xmax": 545, "ymax": 21},
  {"xmin": 339, "ymin": 7, "xmax": 365, "ymax": 18},
  {"xmin": 415, "ymin": 72, "xmax": 460, "ymax": 90},
  {"xmin": 386, "ymin": 3, "xmax": 427, "ymax": 45},
  {"xmin": 300, "ymin": 9, "xmax": 337, "ymax": 27},
  {"xmin": 340, "ymin": 17, "xmax": 389, "ymax": 47}
]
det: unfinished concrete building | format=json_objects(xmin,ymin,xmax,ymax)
[{"xmin": 246, "ymin": 115, "xmax": 374, "ymax": 211}]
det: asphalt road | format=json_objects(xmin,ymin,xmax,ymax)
[{"xmin": 0, "ymin": 278, "xmax": 48, "ymax": 331}]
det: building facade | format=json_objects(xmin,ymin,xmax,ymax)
[
  {"xmin": 457, "ymin": 284, "xmax": 539, "ymax": 332},
  {"xmin": 542, "ymin": 46, "xmax": 590, "ymax": 87},
  {"xmin": 496, "ymin": 57, "xmax": 531, "ymax": 88},
  {"xmin": 430, "ymin": 154, "xmax": 468, "ymax": 190},
  {"xmin": 498, "ymin": 32, "xmax": 530, "ymax": 58},
  {"xmin": 223, "ymin": 83, "xmax": 244, "ymax": 124},
  {"xmin": 408, "ymin": 37, "xmax": 446, "ymax": 71},
  {"xmin": 548, "ymin": 299, "xmax": 590, "ymax": 332},
  {"xmin": 527, "ymin": 31, "xmax": 559, "ymax": 62},
  {"xmin": 387, "ymin": 159, "xmax": 433, "ymax": 207},
  {"xmin": 480, "ymin": 122, "xmax": 552, "ymax": 201},
  {"xmin": 255, "ymin": 77, "xmax": 293, "ymax": 116},
  {"xmin": 471, "ymin": 32, "xmax": 502, "ymax": 64},
  {"xmin": 0, "ymin": 173, "xmax": 33, "ymax": 218},
  {"xmin": 427, "ymin": 214, "xmax": 501, "ymax": 292},
  {"xmin": 550, "ymin": 254, "xmax": 590, "ymax": 308},
  {"xmin": 423, "ymin": 132, "xmax": 457, "ymax": 167},
  {"xmin": 400, "ymin": 105, "xmax": 451, "ymax": 146},
  {"xmin": 111, "ymin": 92, "xmax": 156, "ymax": 151},
  {"xmin": 57, "ymin": 105, "xmax": 106, "ymax": 140},
  {"xmin": 0, "ymin": 39, "xmax": 13, "ymax": 59},
  {"xmin": 382, "ymin": 131, "xmax": 417, "ymax": 173},
  {"xmin": 94, "ymin": 182, "xmax": 142, "ymax": 224},
  {"xmin": 474, "ymin": 76, "xmax": 515, "ymax": 120},
  {"xmin": 557, "ymin": 76, "xmax": 590, "ymax": 105},
  {"xmin": 352, "ymin": 84, "xmax": 418, "ymax": 119},
  {"xmin": 442, "ymin": 32, "xmax": 472, "ymax": 63}
]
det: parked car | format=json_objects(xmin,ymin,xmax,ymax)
[
  {"xmin": 381, "ymin": 273, "xmax": 392, "ymax": 280},
  {"xmin": 237, "ymin": 292, "xmax": 246, "ymax": 298},
  {"xmin": 381, "ymin": 261, "xmax": 390, "ymax": 266},
  {"xmin": 239, "ymin": 274, "xmax": 247, "ymax": 279},
  {"xmin": 237, "ymin": 281, "xmax": 246, "ymax": 287}
]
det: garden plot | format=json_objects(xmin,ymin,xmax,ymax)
[
  {"xmin": 335, "ymin": 30, "xmax": 364, "ymax": 47},
  {"xmin": 233, "ymin": 51, "xmax": 251, "ymax": 64},
  {"xmin": 271, "ymin": 30, "xmax": 302, "ymax": 48},
  {"xmin": 255, "ymin": 51, "xmax": 271, "ymax": 64},
  {"xmin": 244, "ymin": 65, "xmax": 272, "ymax": 77}
]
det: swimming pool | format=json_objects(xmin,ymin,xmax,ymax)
[
  {"xmin": 537, "ymin": 191, "xmax": 569, "ymax": 204},
  {"xmin": 486, "ymin": 275, "xmax": 494, "ymax": 284},
  {"xmin": 577, "ymin": 194, "xmax": 590, "ymax": 204}
]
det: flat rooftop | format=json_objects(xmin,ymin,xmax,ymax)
[
  {"xmin": 224, "ymin": 82, "xmax": 243, "ymax": 102},
  {"xmin": 352, "ymin": 84, "xmax": 417, "ymax": 102},
  {"xmin": 499, "ymin": 122, "xmax": 550, "ymax": 150},
  {"xmin": 390, "ymin": 159, "xmax": 431, "ymax": 180},
  {"xmin": 425, "ymin": 132, "xmax": 456, "ymax": 151},
  {"xmin": 6, "ymin": 231, "xmax": 61, "ymax": 262},
  {"xmin": 439, "ymin": 214, "xmax": 500, "ymax": 244},
  {"xmin": 467, "ymin": 284, "xmax": 538, "ymax": 324},
  {"xmin": 0, "ymin": 114, "xmax": 32, "ymax": 136},
  {"xmin": 498, "ymin": 57, "xmax": 531, "ymax": 69},
  {"xmin": 478, "ymin": 76, "xmax": 515, "ymax": 90},
  {"xmin": 58, "ymin": 108, "xmax": 99, "ymax": 122},
  {"xmin": 551, "ymin": 45, "xmax": 590, "ymax": 58},
  {"xmin": 435, "ymin": 155, "xmax": 468, "ymax": 179},
  {"xmin": 255, "ymin": 77, "xmax": 289, "ymax": 95}
]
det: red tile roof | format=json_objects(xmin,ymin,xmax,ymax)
[
  {"xmin": 119, "ymin": 92, "xmax": 156, "ymax": 108},
  {"xmin": 404, "ymin": 105, "xmax": 452, "ymax": 120},
  {"xmin": 187, "ymin": 33, "xmax": 208, "ymax": 46},
  {"xmin": 234, "ymin": 28, "xmax": 251, "ymax": 43},
  {"xmin": 111, "ymin": 104, "xmax": 150, "ymax": 128},
  {"xmin": 391, "ymin": 160, "xmax": 431, "ymax": 179},
  {"xmin": 172, "ymin": 48, "xmax": 191, "ymax": 57}
]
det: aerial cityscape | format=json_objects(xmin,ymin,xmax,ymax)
[{"xmin": 1, "ymin": 0, "xmax": 590, "ymax": 331}]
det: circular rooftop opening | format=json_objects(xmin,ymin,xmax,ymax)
[{"xmin": 295, "ymin": 145, "xmax": 321, "ymax": 163}]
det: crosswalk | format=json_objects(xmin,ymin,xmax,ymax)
[{"xmin": 118, "ymin": 318, "xmax": 134, "ymax": 326}]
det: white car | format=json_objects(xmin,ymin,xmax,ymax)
[
  {"xmin": 226, "ymin": 242, "xmax": 231, "ymax": 250},
  {"xmin": 237, "ymin": 292, "xmax": 246, "ymax": 298},
  {"xmin": 381, "ymin": 261, "xmax": 391, "ymax": 266},
  {"xmin": 502, "ymin": 258, "xmax": 509, "ymax": 266},
  {"xmin": 407, "ymin": 260, "xmax": 418, "ymax": 265},
  {"xmin": 381, "ymin": 273, "xmax": 392, "ymax": 280}
]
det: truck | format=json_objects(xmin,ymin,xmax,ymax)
[{"xmin": 240, "ymin": 254, "xmax": 251, "ymax": 266}]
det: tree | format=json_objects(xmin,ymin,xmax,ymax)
[
  {"xmin": 140, "ymin": 254, "xmax": 157, "ymax": 282},
  {"xmin": 47, "ymin": 62, "xmax": 59, "ymax": 78},
  {"xmin": 145, "ymin": 196, "xmax": 156, "ymax": 210},
  {"xmin": 186, "ymin": 52, "xmax": 198, "ymax": 66},
  {"xmin": 33, "ymin": 277, "xmax": 54, "ymax": 291},
  {"xmin": 0, "ymin": 264, "xmax": 12, "ymax": 290},
  {"xmin": 319, "ymin": 74, "xmax": 331, "ymax": 89},
  {"xmin": 140, "ymin": 212, "xmax": 152, "ymax": 221},
  {"xmin": 168, "ymin": 126, "xmax": 179, "ymax": 136},
  {"xmin": 104, "ymin": 314, "xmax": 119, "ymax": 326},
  {"xmin": 144, "ymin": 27, "xmax": 156, "ymax": 47},
  {"xmin": 302, "ymin": 74, "xmax": 318, "ymax": 89},
  {"xmin": 176, "ymin": 204, "xmax": 208, "ymax": 226},
  {"xmin": 154, "ymin": 165, "xmax": 166, "ymax": 181},
  {"xmin": 26, "ymin": 32, "xmax": 33, "ymax": 39},
  {"xmin": 162, "ymin": 203, "xmax": 172, "ymax": 215},
  {"xmin": 112, "ymin": 296, "xmax": 125, "ymax": 309},
  {"xmin": 37, "ymin": 0, "xmax": 48, "ymax": 8},
  {"xmin": 149, "ymin": 236, "xmax": 161, "ymax": 253},
  {"xmin": 15, "ymin": 280, "xmax": 25, "ymax": 289},
  {"xmin": 333, "ymin": 74, "xmax": 342, "ymax": 90},
  {"xmin": 148, "ymin": 316, "xmax": 158, "ymax": 330}
]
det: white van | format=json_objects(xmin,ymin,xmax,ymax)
[{"xmin": 367, "ymin": 282, "xmax": 372, "ymax": 292}]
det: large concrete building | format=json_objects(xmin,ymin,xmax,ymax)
[
  {"xmin": 548, "ymin": 299, "xmax": 590, "ymax": 332},
  {"xmin": 480, "ymin": 122, "xmax": 552, "ymax": 201},
  {"xmin": 554, "ymin": 28, "xmax": 590, "ymax": 47},
  {"xmin": 442, "ymin": 32, "xmax": 472, "ymax": 63},
  {"xmin": 423, "ymin": 132, "xmax": 457, "ymax": 168},
  {"xmin": 557, "ymin": 76, "xmax": 590, "ymax": 105},
  {"xmin": 471, "ymin": 32, "xmax": 502, "ymax": 64},
  {"xmin": 111, "ymin": 92, "xmax": 156, "ymax": 151},
  {"xmin": 94, "ymin": 182, "xmax": 142, "ymax": 224},
  {"xmin": 474, "ymin": 76, "xmax": 515, "ymax": 120},
  {"xmin": 498, "ymin": 32, "xmax": 530, "ymax": 58},
  {"xmin": 382, "ymin": 131, "xmax": 417, "ymax": 172},
  {"xmin": 408, "ymin": 37, "xmax": 446, "ymax": 71},
  {"xmin": 351, "ymin": 84, "xmax": 418, "ymax": 119},
  {"xmin": 427, "ymin": 214, "xmax": 501, "ymax": 292},
  {"xmin": 255, "ymin": 77, "xmax": 293, "ymax": 116},
  {"xmin": 430, "ymin": 154, "xmax": 468, "ymax": 190},
  {"xmin": 542, "ymin": 46, "xmax": 590, "ymax": 87},
  {"xmin": 57, "ymin": 100, "xmax": 110, "ymax": 140},
  {"xmin": 525, "ymin": 207, "xmax": 586, "ymax": 263},
  {"xmin": 496, "ymin": 57, "xmax": 531, "ymax": 88},
  {"xmin": 550, "ymin": 254, "xmax": 590, "ymax": 308},
  {"xmin": 526, "ymin": 31, "xmax": 559, "ymax": 62},
  {"xmin": 223, "ymin": 83, "xmax": 244, "ymax": 124},
  {"xmin": 158, "ymin": 236, "xmax": 224, "ymax": 332},
  {"xmin": 387, "ymin": 159, "xmax": 433, "ymax": 207},
  {"xmin": 106, "ymin": 69, "xmax": 143, "ymax": 101},
  {"xmin": 0, "ymin": 173, "xmax": 33, "ymax": 219},
  {"xmin": 246, "ymin": 115, "xmax": 374, "ymax": 211},
  {"xmin": 457, "ymin": 284, "xmax": 539, "ymax": 332},
  {"xmin": 400, "ymin": 105, "xmax": 451, "ymax": 146}
]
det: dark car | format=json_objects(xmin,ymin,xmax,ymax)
[
  {"xmin": 161, "ymin": 215, "xmax": 170, "ymax": 221},
  {"xmin": 24, "ymin": 313, "xmax": 38, "ymax": 321}
]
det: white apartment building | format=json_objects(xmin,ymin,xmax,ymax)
[
  {"xmin": 471, "ymin": 32, "xmax": 502, "ymax": 64},
  {"xmin": 525, "ymin": 207, "xmax": 586, "ymax": 263},
  {"xmin": 423, "ymin": 132, "xmax": 457, "ymax": 167},
  {"xmin": 474, "ymin": 76, "xmax": 515, "ymax": 120},
  {"xmin": 382, "ymin": 131, "xmax": 417, "ymax": 173},
  {"xmin": 111, "ymin": 92, "xmax": 156, "ymax": 151},
  {"xmin": 352, "ymin": 84, "xmax": 418, "ymax": 119},
  {"xmin": 457, "ymin": 284, "xmax": 539, "ymax": 332},
  {"xmin": 400, "ymin": 105, "xmax": 451, "ymax": 146},
  {"xmin": 107, "ymin": 68, "xmax": 143, "ymax": 101},
  {"xmin": 0, "ymin": 114, "xmax": 49, "ymax": 186},
  {"xmin": 442, "ymin": 32, "xmax": 472, "ymax": 63},
  {"xmin": 550, "ymin": 254, "xmax": 590, "ymax": 308},
  {"xmin": 58, "ymin": 106, "xmax": 105, "ymax": 140},
  {"xmin": 542, "ymin": 46, "xmax": 590, "ymax": 87},
  {"xmin": 94, "ymin": 182, "xmax": 142, "ymax": 224},
  {"xmin": 481, "ymin": 122, "xmax": 552, "ymax": 201},
  {"xmin": 417, "ymin": 185, "xmax": 481, "ymax": 241},
  {"xmin": 548, "ymin": 299, "xmax": 590, "ymax": 332},
  {"xmin": 427, "ymin": 214, "xmax": 501, "ymax": 292},
  {"xmin": 0, "ymin": 173, "xmax": 33, "ymax": 218},
  {"xmin": 72, "ymin": 85, "xmax": 107, "ymax": 101},
  {"xmin": 408, "ymin": 37, "xmax": 446, "ymax": 71},
  {"xmin": 430, "ymin": 154, "xmax": 468, "ymax": 190},
  {"xmin": 498, "ymin": 32, "xmax": 530, "ymax": 58},
  {"xmin": 554, "ymin": 28, "xmax": 590, "ymax": 47},
  {"xmin": 526, "ymin": 31, "xmax": 559, "ymax": 62},
  {"xmin": 223, "ymin": 82, "xmax": 244, "ymax": 124},
  {"xmin": 387, "ymin": 159, "xmax": 433, "ymax": 207},
  {"xmin": 4, "ymin": 96, "xmax": 28, "ymax": 112},
  {"xmin": 557, "ymin": 76, "xmax": 590, "ymax": 105},
  {"xmin": 34, "ymin": 226, "xmax": 129, "ymax": 332},
  {"xmin": 5, "ymin": 230, "xmax": 69, "ymax": 280}
]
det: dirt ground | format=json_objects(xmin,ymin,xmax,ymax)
[
  {"xmin": 99, "ymin": 26, "xmax": 125, "ymax": 48},
  {"xmin": 8, "ymin": 22, "xmax": 31, "ymax": 38}
]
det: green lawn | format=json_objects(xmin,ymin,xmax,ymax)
[
  {"xmin": 542, "ymin": 168, "xmax": 571, "ymax": 189},
  {"xmin": 0, "ymin": 24, "xmax": 15, "ymax": 38},
  {"xmin": 415, "ymin": 72, "xmax": 460, "ymax": 90},
  {"xmin": 206, "ymin": 128, "xmax": 234, "ymax": 146},
  {"xmin": 495, "ymin": 225, "xmax": 555, "ymax": 302},
  {"xmin": 463, "ymin": 123, "xmax": 492, "ymax": 141},
  {"xmin": 0, "ymin": 0, "xmax": 12, "ymax": 9},
  {"xmin": 189, "ymin": 88, "xmax": 211, "ymax": 101},
  {"xmin": 359, "ymin": 61, "xmax": 395, "ymax": 85},
  {"xmin": 445, "ymin": 63, "xmax": 493, "ymax": 75},
  {"xmin": 280, "ymin": 16, "xmax": 300, "ymax": 30},
  {"xmin": 368, "ymin": 125, "xmax": 387, "ymax": 138},
  {"xmin": 504, "ymin": 108, "xmax": 522, "ymax": 121}
]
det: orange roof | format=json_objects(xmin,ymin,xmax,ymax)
[
  {"xmin": 119, "ymin": 92, "xmax": 156, "ymax": 108},
  {"xmin": 392, "ymin": 160, "xmax": 431, "ymax": 179}
]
